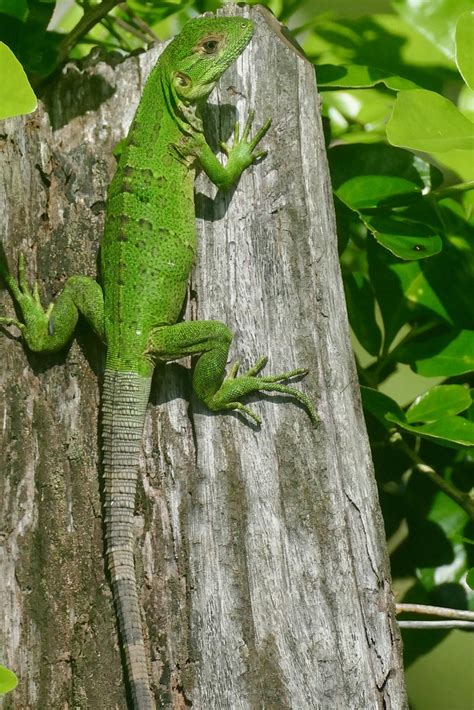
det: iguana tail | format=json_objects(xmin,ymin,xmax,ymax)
[{"xmin": 102, "ymin": 368, "xmax": 154, "ymax": 709}]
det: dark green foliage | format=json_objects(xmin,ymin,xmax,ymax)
[{"xmin": 0, "ymin": 0, "xmax": 61, "ymax": 79}]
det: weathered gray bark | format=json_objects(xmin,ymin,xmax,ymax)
[{"xmin": 0, "ymin": 5, "xmax": 407, "ymax": 709}]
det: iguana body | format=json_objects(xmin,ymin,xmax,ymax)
[{"xmin": 1, "ymin": 16, "xmax": 315, "ymax": 709}]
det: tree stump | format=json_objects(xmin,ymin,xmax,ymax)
[{"xmin": 0, "ymin": 5, "xmax": 407, "ymax": 709}]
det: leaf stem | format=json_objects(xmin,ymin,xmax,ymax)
[{"xmin": 432, "ymin": 180, "xmax": 474, "ymax": 198}]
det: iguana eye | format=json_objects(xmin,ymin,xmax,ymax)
[{"xmin": 202, "ymin": 39, "xmax": 218, "ymax": 54}]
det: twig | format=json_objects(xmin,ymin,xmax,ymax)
[
  {"xmin": 393, "ymin": 435, "xmax": 474, "ymax": 522},
  {"xmin": 57, "ymin": 0, "xmax": 123, "ymax": 63},
  {"xmin": 109, "ymin": 15, "xmax": 151, "ymax": 44},
  {"xmin": 119, "ymin": 2, "xmax": 159, "ymax": 40},
  {"xmin": 396, "ymin": 603, "xmax": 474, "ymax": 621},
  {"xmin": 398, "ymin": 620, "xmax": 474, "ymax": 629},
  {"xmin": 101, "ymin": 14, "xmax": 132, "ymax": 51}
]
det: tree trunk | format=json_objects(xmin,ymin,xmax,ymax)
[{"xmin": 0, "ymin": 5, "xmax": 407, "ymax": 709}]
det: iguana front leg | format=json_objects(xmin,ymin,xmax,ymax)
[
  {"xmin": 189, "ymin": 111, "xmax": 271, "ymax": 189},
  {"xmin": 146, "ymin": 320, "xmax": 317, "ymax": 425},
  {"xmin": 0, "ymin": 253, "xmax": 104, "ymax": 352}
]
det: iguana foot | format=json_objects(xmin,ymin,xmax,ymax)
[
  {"xmin": 0, "ymin": 252, "xmax": 104, "ymax": 351},
  {"xmin": 220, "ymin": 111, "xmax": 272, "ymax": 167},
  {"xmin": 206, "ymin": 357, "xmax": 317, "ymax": 426},
  {"xmin": 0, "ymin": 253, "xmax": 50, "ymax": 334}
]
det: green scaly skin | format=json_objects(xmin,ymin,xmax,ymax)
[{"xmin": 0, "ymin": 16, "xmax": 316, "ymax": 709}]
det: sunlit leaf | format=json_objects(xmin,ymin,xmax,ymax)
[
  {"xmin": 458, "ymin": 85, "xmax": 474, "ymax": 121},
  {"xmin": 0, "ymin": 42, "xmax": 36, "ymax": 120},
  {"xmin": 455, "ymin": 10, "xmax": 474, "ymax": 90},
  {"xmin": 406, "ymin": 385, "xmax": 472, "ymax": 423},
  {"xmin": 387, "ymin": 89, "xmax": 474, "ymax": 153},
  {"xmin": 0, "ymin": 666, "xmax": 17, "ymax": 695},
  {"xmin": 393, "ymin": 0, "xmax": 473, "ymax": 62}
]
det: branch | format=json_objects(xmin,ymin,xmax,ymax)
[
  {"xmin": 396, "ymin": 603, "xmax": 474, "ymax": 621},
  {"xmin": 57, "ymin": 0, "xmax": 123, "ymax": 64},
  {"xmin": 398, "ymin": 620, "xmax": 474, "ymax": 629}
]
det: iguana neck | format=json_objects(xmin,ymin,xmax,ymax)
[{"xmin": 123, "ymin": 61, "xmax": 202, "ymax": 161}]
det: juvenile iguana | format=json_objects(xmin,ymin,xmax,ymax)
[{"xmin": 0, "ymin": 15, "xmax": 315, "ymax": 709}]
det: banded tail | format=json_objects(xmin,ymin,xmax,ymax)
[{"xmin": 102, "ymin": 369, "xmax": 154, "ymax": 709}]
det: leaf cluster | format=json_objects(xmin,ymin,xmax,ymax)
[{"xmin": 310, "ymin": 0, "xmax": 474, "ymax": 667}]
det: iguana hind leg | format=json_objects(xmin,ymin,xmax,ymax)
[
  {"xmin": 0, "ymin": 252, "xmax": 104, "ymax": 351},
  {"xmin": 146, "ymin": 319, "xmax": 317, "ymax": 425}
]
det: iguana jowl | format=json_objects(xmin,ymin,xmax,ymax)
[{"xmin": 1, "ymin": 15, "xmax": 316, "ymax": 709}]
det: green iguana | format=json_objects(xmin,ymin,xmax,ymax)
[{"xmin": 1, "ymin": 15, "xmax": 315, "ymax": 709}]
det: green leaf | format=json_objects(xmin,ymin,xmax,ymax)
[
  {"xmin": 329, "ymin": 144, "xmax": 443, "ymax": 209},
  {"xmin": 0, "ymin": 0, "xmax": 28, "ymax": 21},
  {"xmin": 399, "ymin": 329, "xmax": 474, "ymax": 376},
  {"xmin": 0, "ymin": 1, "xmax": 61, "ymax": 78},
  {"xmin": 343, "ymin": 272, "xmax": 382, "ymax": 356},
  {"xmin": 393, "ymin": 0, "xmax": 474, "ymax": 62},
  {"xmin": 337, "ymin": 176, "xmax": 422, "ymax": 210},
  {"xmin": 458, "ymin": 84, "xmax": 474, "ymax": 121},
  {"xmin": 317, "ymin": 63, "xmax": 419, "ymax": 91},
  {"xmin": 361, "ymin": 385, "xmax": 474, "ymax": 447},
  {"xmin": 379, "ymin": 257, "xmax": 451, "ymax": 326},
  {"xmin": 362, "ymin": 215, "xmax": 442, "ymax": 260},
  {"xmin": 387, "ymin": 209, "xmax": 474, "ymax": 329},
  {"xmin": 0, "ymin": 665, "xmax": 18, "ymax": 695},
  {"xmin": 387, "ymin": 414, "xmax": 474, "ymax": 447},
  {"xmin": 0, "ymin": 42, "xmax": 37, "ymax": 120},
  {"xmin": 367, "ymin": 239, "xmax": 412, "ymax": 349},
  {"xmin": 467, "ymin": 568, "xmax": 474, "ymax": 589},
  {"xmin": 455, "ymin": 11, "xmax": 474, "ymax": 90},
  {"xmin": 387, "ymin": 89, "xmax": 474, "ymax": 153},
  {"xmin": 360, "ymin": 386, "xmax": 406, "ymax": 428},
  {"xmin": 330, "ymin": 146, "xmax": 444, "ymax": 261},
  {"xmin": 406, "ymin": 385, "xmax": 472, "ymax": 423},
  {"xmin": 371, "ymin": 203, "xmax": 474, "ymax": 329}
]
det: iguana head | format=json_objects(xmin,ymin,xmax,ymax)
[{"xmin": 162, "ymin": 16, "xmax": 254, "ymax": 103}]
